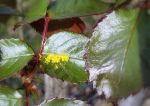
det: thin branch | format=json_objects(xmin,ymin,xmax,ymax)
[
  {"xmin": 27, "ymin": 15, "xmax": 50, "ymax": 78},
  {"xmin": 25, "ymin": 90, "xmax": 29, "ymax": 106},
  {"xmin": 36, "ymin": 16, "xmax": 50, "ymax": 60}
]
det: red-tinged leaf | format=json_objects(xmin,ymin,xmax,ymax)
[{"xmin": 30, "ymin": 17, "xmax": 86, "ymax": 36}]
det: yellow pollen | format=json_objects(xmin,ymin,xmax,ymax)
[{"xmin": 44, "ymin": 53, "xmax": 69, "ymax": 64}]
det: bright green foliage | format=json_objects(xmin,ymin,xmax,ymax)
[
  {"xmin": 41, "ymin": 32, "xmax": 88, "ymax": 83},
  {"xmin": 0, "ymin": 39, "xmax": 34, "ymax": 80},
  {"xmin": 88, "ymin": 9, "xmax": 150, "ymax": 99}
]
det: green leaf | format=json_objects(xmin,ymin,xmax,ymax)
[
  {"xmin": 101, "ymin": 0, "xmax": 116, "ymax": 3},
  {"xmin": 23, "ymin": 0, "xmax": 50, "ymax": 23},
  {"xmin": 115, "ymin": 0, "xmax": 126, "ymax": 5},
  {"xmin": 0, "ymin": 87, "xmax": 23, "ymax": 106},
  {"xmin": 87, "ymin": 9, "xmax": 150, "ymax": 99},
  {"xmin": 138, "ymin": 10, "xmax": 150, "ymax": 87},
  {"xmin": 41, "ymin": 32, "xmax": 88, "ymax": 83},
  {"xmin": 48, "ymin": 0, "xmax": 111, "ymax": 19},
  {"xmin": 0, "ymin": 5, "xmax": 18, "ymax": 15},
  {"xmin": 39, "ymin": 98, "xmax": 87, "ymax": 106},
  {"xmin": 0, "ymin": 39, "xmax": 34, "ymax": 80}
]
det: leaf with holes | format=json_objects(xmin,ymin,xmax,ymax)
[
  {"xmin": 0, "ymin": 39, "xmax": 34, "ymax": 80},
  {"xmin": 87, "ymin": 9, "xmax": 150, "ymax": 99},
  {"xmin": 39, "ymin": 98, "xmax": 88, "ymax": 106},
  {"xmin": 0, "ymin": 87, "xmax": 23, "ymax": 106},
  {"xmin": 41, "ymin": 32, "xmax": 88, "ymax": 83},
  {"xmin": 48, "ymin": 0, "xmax": 112, "ymax": 19}
]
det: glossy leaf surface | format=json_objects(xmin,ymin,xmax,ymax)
[
  {"xmin": 87, "ymin": 9, "xmax": 150, "ymax": 99},
  {"xmin": 41, "ymin": 32, "xmax": 88, "ymax": 83},
  {"xmin": 0, "ymin": 39, "xmax": 34, "ymax": 80}
]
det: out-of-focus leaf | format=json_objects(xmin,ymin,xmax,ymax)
[
  {"xmin": 0, "ymin": 5, "xmax": 18, "ymax": 15},
  {"xmin": 23, "ymin": 0, "xmax": 50, "ymax": 23},
  {"xmin": 0, "ymin": 23, "xmax": 6, "ymax": 36},
  {"xmin": 138, "ymin": 10, "xmax": 150, "ymax": 87},
  {"xmin": 0, "ymin": 0, "xmax": 17, "ymax": 23},
  {"xmin": 101, "ymin": 0, "xmax": 116, "ymax": 3},
  {"xmin": 30, "ymin": 17, "xmax": 85, "ymax": 35},
  {"xmin": 116, "ymin": 0, "xmax": 127, "ymax": 5},
  {"xmin": 0, "ymin": 87, "xmax": 23, "ymax": 106},
  {"xmin": 87, "ymin": 9, "xmax": 150, "ymax": 99},
  {"xmin": 41, "ymin": 32, "xmax": 88, "ymax": 83},
  {"xmin": 0, "ymin": 0, "xmax": 16, "ymax": 8},
  {"xmin": 48, "ymin": 0, "xmax": 112, "ymax": 19},
  {"xmin": 148, "ymin": 9, "xmax": 150, "ymax": 15},
  {"xmin": 0, "ymin": 39, "xmax": 34, "ymax": 80},
  {"xmin": 39, "ymin": 98, "xmax": 88, "ymax": 106}
]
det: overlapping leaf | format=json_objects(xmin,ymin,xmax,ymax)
[
  {"xmin": 23, "ymin": 0, "xmax": 50, "ymax": 23},
  {"xmin": 87, "ymin": 9, "xmax": 150, "ymax": 99},
  {"xmin": 41, "ymin": 32, "xmax": 88, "ymax": 83},
  {"xmin": 39, "ymin": 98, "xmax": 87, "ymax": 106},
  {"xmin": 0, "ymin": 39, "xmax": 34, "ymax": 80},
  {"xmin": 48, "ymin": 0, "xmax": 112, "ymax": 19},
  {"xmin": 0, "ymin": 87, "xmax": 23, "ymax": 106}
]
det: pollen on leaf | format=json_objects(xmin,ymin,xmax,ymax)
[
  {"xmin": 44, "ymin": 53, "xmax": 69, "ymax": 64},
  {"xmin": 60, "ymin": 53, "xmax": 69, "ymax": 62}
]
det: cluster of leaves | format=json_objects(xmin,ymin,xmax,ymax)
[{"xmin": 0, "ymin": 0, "xmax": 150, "ymax": 105}]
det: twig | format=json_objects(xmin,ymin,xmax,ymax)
[
  {"xmin": 25, "ymin": 90, "xmax": 29, "ymax": 106},
  {"xmin": 28, "ymin": 15, "xmax": 50, "ymax": 78}
]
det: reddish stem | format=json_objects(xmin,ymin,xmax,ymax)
[
  {"xmin": 27, "ymin": 16, "xmax": 50, "ymax": 77},
  {"xmin": 25, "ymin": 91, "xmax": 29, "ymax": 106},
  {"xmin": 24, "ymin": 15, "xmax": 50, "ymax": 106},
  {"xmin": 37, "ymin": 16, "xmax": 50, "ymax": 60}
]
